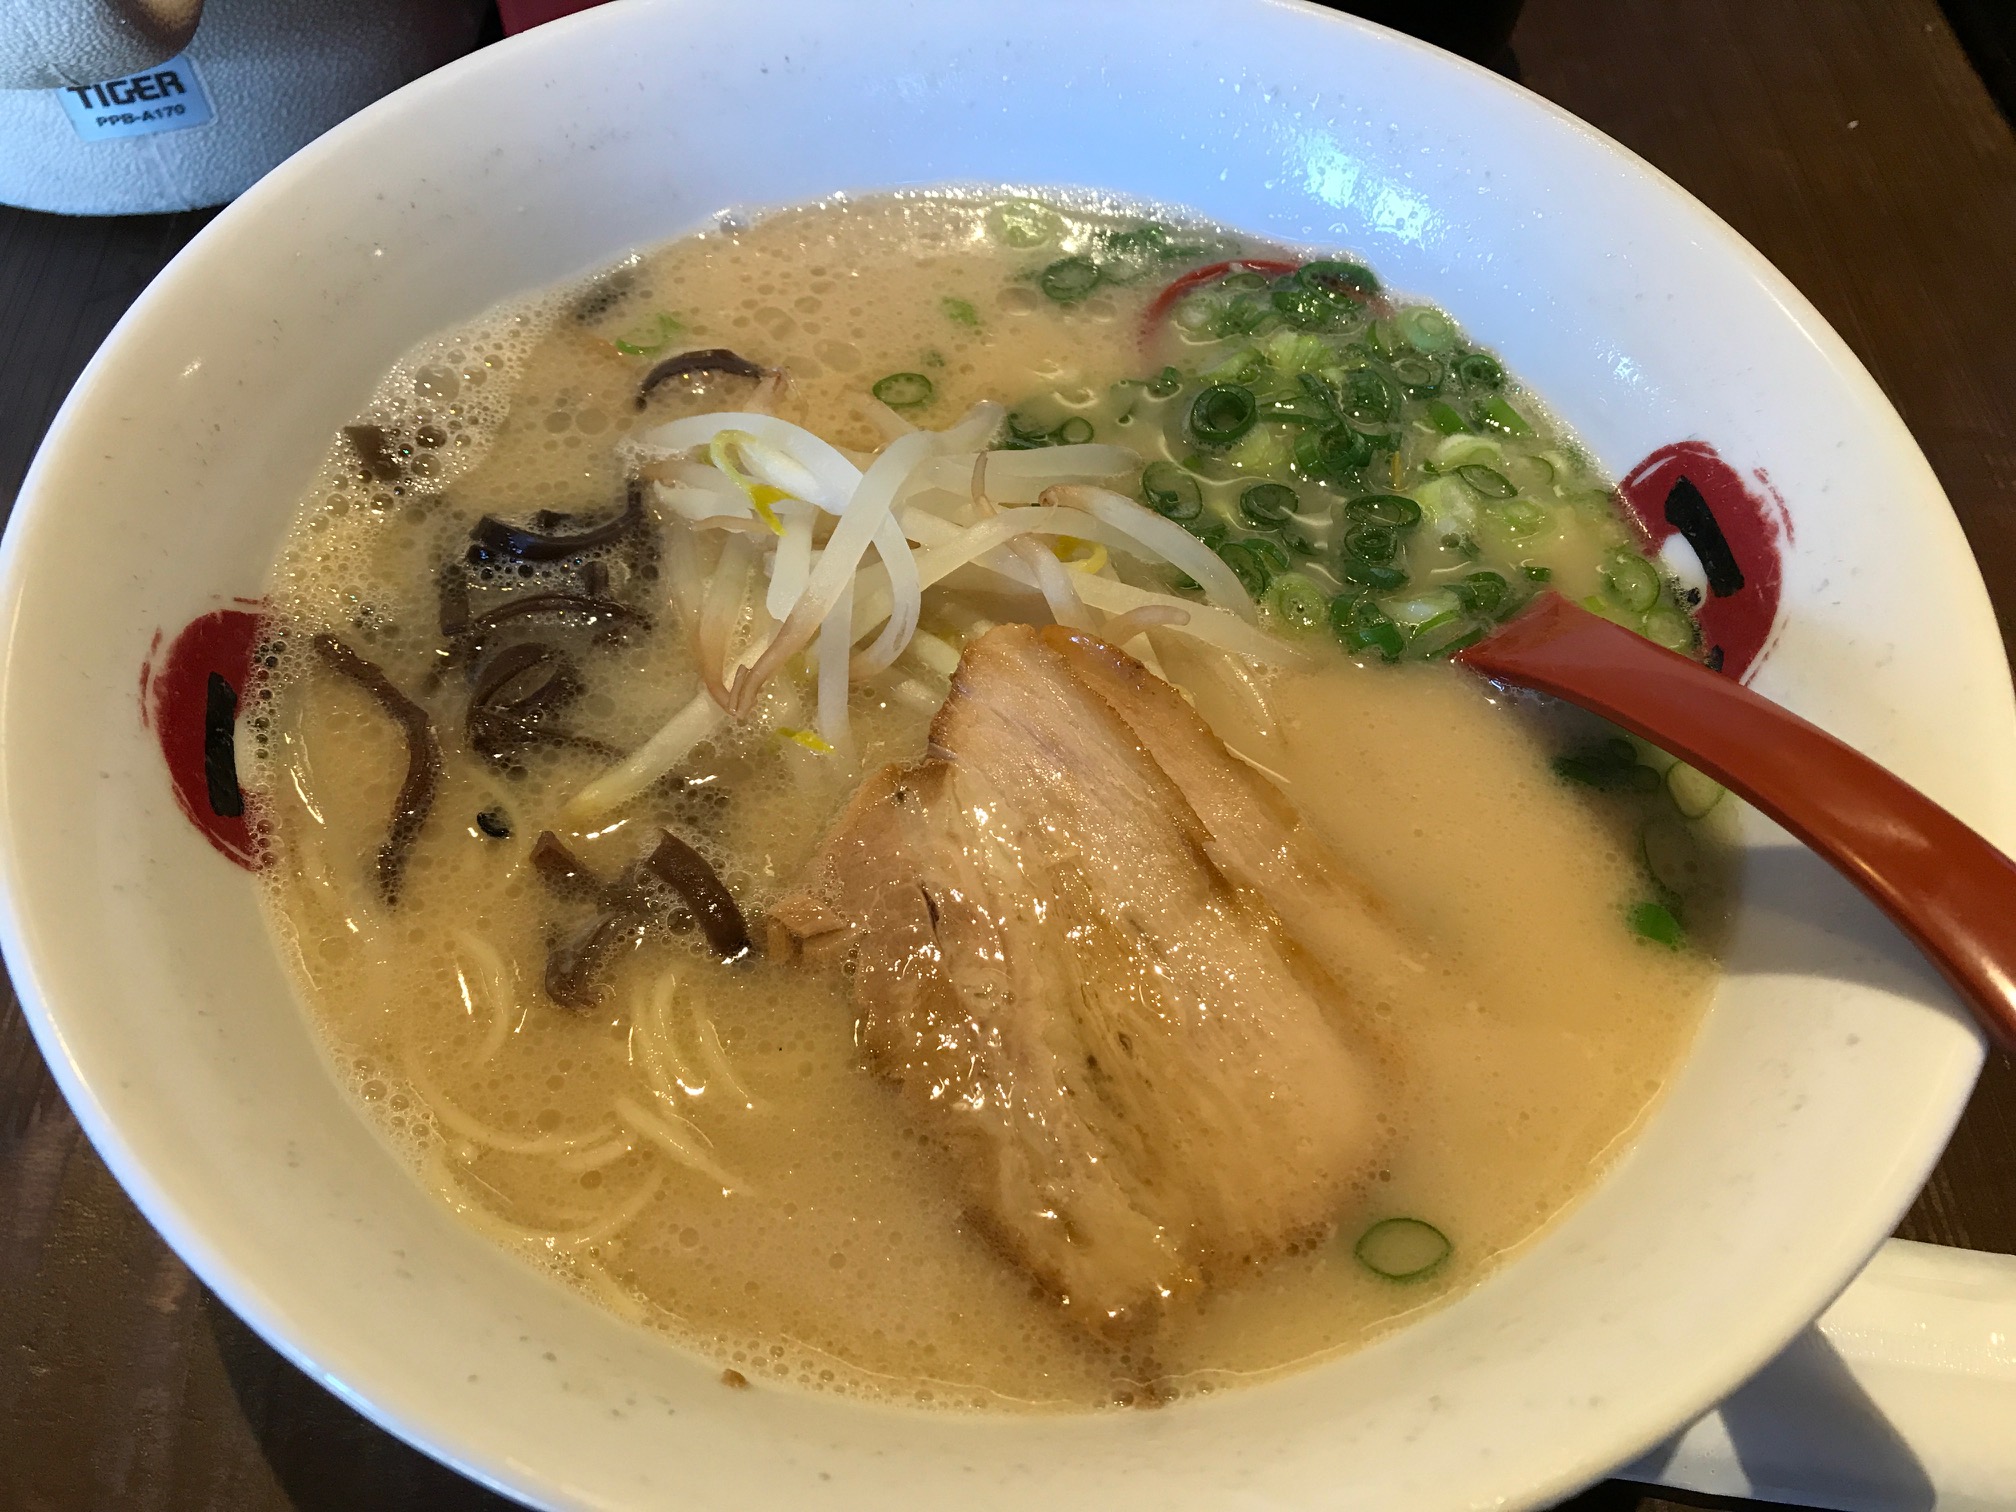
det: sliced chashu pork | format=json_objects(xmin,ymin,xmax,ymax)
[{"xmin": 769, "ymin": 625, "xmax": 1410, "ymax": 1328}]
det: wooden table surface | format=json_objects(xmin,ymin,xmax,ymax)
[{"xmin": 3, "ymin": 1, "xmax": 2013, "ymax": 1507}]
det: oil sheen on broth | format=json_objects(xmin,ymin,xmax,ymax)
[{"xmin": 253, "ymin": 192, "xmax": 1727, "ymax": 1409}]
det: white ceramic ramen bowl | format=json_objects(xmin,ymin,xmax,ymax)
[{"xmin": 1, "ymin": 1, "xmax": 2009, "ymax": 1507}]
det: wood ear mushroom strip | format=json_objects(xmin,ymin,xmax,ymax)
[{"xmin": 310, "ymin": 632, "xmax": 442, "ymax": 905}]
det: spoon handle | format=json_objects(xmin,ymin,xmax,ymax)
[{"xmin": 1458, "ymin": 593, "xmax": 2016, "ymax": 1054}]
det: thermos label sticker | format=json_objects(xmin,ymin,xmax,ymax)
[{"xmin": 56, "ymin": 53, "xmax": 214, "ymax": 142}]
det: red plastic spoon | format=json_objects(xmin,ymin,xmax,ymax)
[{"xmin": 1457, "ymin": 593, "xmax": 2016, "ymax": 1054}]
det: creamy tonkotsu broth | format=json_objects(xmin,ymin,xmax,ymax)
[{"xmin": 251, "ymin": 192, "xmax": 1730, "ymax": 1409}]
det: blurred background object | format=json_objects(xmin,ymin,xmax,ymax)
[
  {"xmin": 491, "ymin": 0, "xmax": 1529, "ymax": 68},
  {"xmin": 0, "ymin": 0, "xmax": 488, "ymax": 214},
  {"xmin": 0, "ymin": 0, "xmax": 202, "ymax": 90},
  {"xmin": 496, "ymin": 0, "xmax": 602, "ymax": 31},
  {"xmin": 1940, "ymin": 0, "xmax": 2016, "ymax": 123},
  {"xmin": 1317, "ymin": 0, "xmax": 1526, "ymax": 68}
]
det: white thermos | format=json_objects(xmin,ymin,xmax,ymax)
[{"xmin": 0, "ymin": 0, "xmax": 488, "ymax": 214}]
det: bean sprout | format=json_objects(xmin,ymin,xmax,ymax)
[{"xmin": 567, "ymin": 399, "xmax": 1302, "ymax": 815}]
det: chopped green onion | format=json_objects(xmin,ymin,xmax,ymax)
[
  {"xmin": 1246, "ymin": 536, "xmax": 1291, "ymax": 575},
  {"xmin": 1141, "ymin": 460, "xmax": 1204, "ymax": 522},
  {"xmin": 1191, "ymin": 518, "xmax": 1230, "ymax": 549},
  {"xmin": 1477, "ymin": 395, "xmax": 1534, "ymax": 436},
  {"xmin": 1339, "ymin": 558, "xmax": 1410, "ymax": 591},
  {"xmin": 1456, "ymin": 351, "xmax": 1505, "ymax": 388},
  {"xmin": 1628, "ymin": 900, "xmax": 1686, "ymax": 949},
  {"xmin": 1389, "ymin": 354, "xmax": 1444, "ymax": 394},
  {"xmin": 1454, "ymin": 570, "xmax": 1510, "ymax": 615},
  {"xmin": 1365, "ymin": 317, "xmax": 1406, "ymax": 359},
  {"xmin": 1239, "ymin": 481, "xmax": 1300, "ymax": 527},
  {"xmin": 1262, "ymin": 328, "xmax": 1336, "ymax": 376},
  {"xmin": 1189, "ymin": 384, "xmax": 1259, "ymax": 447},
  {"xmin": 1581, "ymin": 592, "xmax": 1632, "ymax": 626},
  {"xmin": 1039, "ymin": 256, "xmax": 1102, "ymax": 303},
  {"xmin": 1305, "ymin": 423, "xmax": 1375, "ymax": 479},
  {"xmin": 1395, "ymin": 306, "xmax": 1459, "ymax": 353},
  {"xmin": 940, "ymin": 296, "xmax": 980, "ymax": 328},
  {"xmin": 1641, "ymin": 606, "xmax": 1694, "ymax": 651},
  {"xmin": 1354, "ymin": 1217, "xmax": 1451, "ymax": 1281},
  {"xmin": 1348, "ymin": 493, "xmax": 1425, "ymax": 529},
  {"xmin": 1490, "ymin": 500, "xmax": 1550, "ymax": 538},
  {"xmin": 1344, "ymin": 522, "xmax": 1400, "ymax": 565},
  {"xmin": 1172, "ymin": 292, "xmax": 1223, "ymax": 334},
  {"xmin": 1362, "ymin": 620, "xmax": 1406, "ymax": 661},
  {"xmin": 1433, "ymin": 432, "xmax": 1504, "ymax": 469},
  {"xmin": 1553, "ymin": 738, "xmax": 1661, "ymax": 793},
  {"xmin": 1424, "ymin": 625, "xmax": 1489, "ymax": 659},
  {"xmin": 1521, "ymin": 563, "xmax": 1554, "ymax": 582},
  {"xmin": 1228, "ymin": 422, "xmax": 1295, "ymax": 476},
  {"xmin": 1202, "ymin": 346, "xmax": 1268, "ymax": 386},
  {"xmin": 1340, "ymin": 368, "xmax": 1401, "ymax": 422},
  {"xmin": 1602, "ymin": 551, "xmax": 1662, "ymax": 613},
  {"xmin": 1299, "ymin": 260, "xmax": 1381, "ymax": 298},
  {"xmin": 612, "ymin": 311, "xmax": 681, "ymax": 356},
  {"xmin": 1217, "ymin": 541, "xmax": 1273, "ymax": 595},
  {"xmin": 1273, "ymin": 284, "xmax": 1347, "ymax": 330},
  {"xmin": 1360, "ymin": 425, "xmax": 1401, "ymax": 458},
  {"xmin": 1148, "ymin": 365, "xmax": 1183, "ymax": 398},
  {"xmin": 1002, "ymin": 411, "xmax": 1055, "ymax": 450},
  {"xmin": 1264, "ymin": 397, "xmax": 1332, "ymax": 429},
  {"xmin": 1264, "ymin": 573, "xmax": 1328, "ymax": 634},
  {"xmin": 1667, "ymin": 762, "xmax": 1726, "ymax": 819},
  {"xmin": 1384, "ymin": 588, "xmax": 1464, "ymax": 637},
  {"xmin": 1217, "ymin": 293, "xmax": 1273, "ymax": 337},
  {"xmin": 1094, "ymin": 223, "xmax": 1173, "ymax": 284},
  {"xmin": 1296, "ymin": 370, "xmax": 1344, "ymax": 419},
  {"xmin": 1052, "ymin": 416, "xmax": 1095, "ymax": 445},
  {"xmin": 1642, "ymin": 817, "xmax": 1708, "ymax": 896},
  {"xmin": 1426, "ymin": 399, "xmax": 1470, "ymax": 435},
  {"xmin": 871, "ymin": 372, "xmax": 934, "ymax": 410},
  {"xmin": 1330, "ymin": 595, "xmax": 1405, "ymax": 662},
  {"xmin": 988, "ymin": 198, "xmax": 1062, "ymax": 248},
  {"xmin": 1455, "ymin": 464, "xmax": 1516, "ymax": 499}
]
